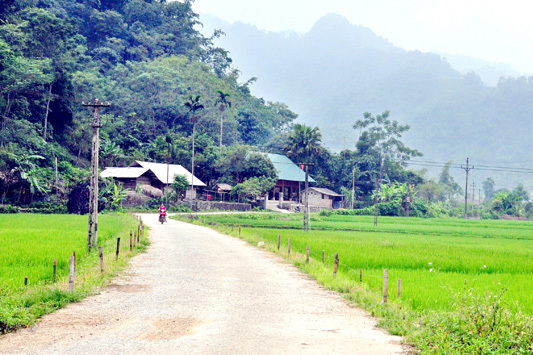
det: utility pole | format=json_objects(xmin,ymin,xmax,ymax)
[
  {"xmin": 300, "ymin": 163, "xmax": 313, "ymax": 232},
  {"xmin": 461, "ymin": 158, "xmax": 474, "ymax": 219},
  {"xmin": 351, "ymin": 167, "xmax": 355, "ymax": 210},
  {"xmin": 190, "ymin": 116, "xmax": 199, "ymax": 199},
  {"xmin": 82, "ymin": 99, "xmax": 110, "ymax": 251},
  {"xmin": 471, "ymin": 181, "xmax": 476, "ymax": 209}
]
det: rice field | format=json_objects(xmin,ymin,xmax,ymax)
[
  {"xmin": 183, "ymin": 213, "xmax": 533, "ymax": 315},
  {"xmin": 0, "ymin": 213, "xmax": 145, "ymax": 332}
]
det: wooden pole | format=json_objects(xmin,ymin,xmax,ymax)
[
  {"xmin": 73, "ymin": 251, "xmax": 76, "ymax": 273},
  {"xmin": 383, "ymin": 269, "xmax": 389, "ymax": 303},
  {"xmin": 306, "ymin": 246, "xmax": 310, "ymax": 263},
  {"xmin": 333, "ymin": 253, "xmax": 339, "ymax": 276},
  {"xmin": 130, "ymin": 232, "xmax": 133, "ymax": 251},
  {"xmin": 53, "ymin": 259, "xmax": 57, "ymax": 283},
  {"xmin": 99, "ymin": 246, "xmax": 104, "ymax": 274},
  {"xmin": 239, "ymin": 225, "xmax": 241, "ymax": 235},
  {"xmin": 360, "ymin": 268, "xmax": 363, "ymax": 282},
  {"xmin": 277, "ymin": 234, "xmax": 281, "ymax": 250},
  {"xmin": 24, "ymin": 276, "xmax": 28, "ymax": 286},
  {"xmin": 288, "ymin": 238, "xmax": 291, "ymax": 257},
  {"xmin": 322, "ymin": 250, "xmax": 325, "ymax": 264},
  {"xmin": 397, "ymin": 279, "xmax": 401, "ymax": 299},
  {"xmin": 69, "ymin": 255, "xmax": 75, "ymax": 292},
  {"xmin": 116, "ymin": 237, "xmax": 121, "ymax": 261}
]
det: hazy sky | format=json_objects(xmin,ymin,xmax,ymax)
[{"xmin": 192, "ymin": 0, "xmax": 533, "ymax": 74}]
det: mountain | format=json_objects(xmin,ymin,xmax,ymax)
[
  {"xmin": 199, "ymin": 13, "xmax": 533, "ymax": 188},
  {"xmin": 436, "ymin": 52, "xmax": 525, "ymax": 86}
]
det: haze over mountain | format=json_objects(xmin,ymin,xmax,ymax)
[{"xmin": 200, "ymin": 13, "xmax": 533, "ymax": 188}]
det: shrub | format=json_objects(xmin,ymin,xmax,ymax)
[{"xmin": 0, "ymin": 205, "xmax": 19, "ymax": 214}]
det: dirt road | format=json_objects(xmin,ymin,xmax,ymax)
[{"xmin": 0, "ymin": 214, "xmax": 405, "ymax": 354}]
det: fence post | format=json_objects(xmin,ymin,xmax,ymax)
[
  {"xmin": 130, "ymin": 232, "xmax": 133, "ymax": 251},
  {"xmin": 53, "ymin": 259, "xmax": 57, "ymax": 283},
  {"xmin": 306, "ymin": 246, "xmax": 310, "ymax": 263},
  {"xmin": 239, "ymin": 225, "xmax": 241, "ymax": 235},
  {"xmin": 383, "ymin": 269, "xmax": 388, "ymax": 303},
  {"xmin": 333, "ymin": 253, "xmax": 339, "ymax": 276},
  {"xmin": 322, "ymin": 250, "xmax": 325, "ymax": 264},
  {"xmin": 69, "ymin": 255, "xmax": 75, "ymax": 292},
  {"xmin": 288, "ymin": 238, "xmax": 291, "ymax": 257},
  {"xmin": 73, "ymin": 251, "xmax": 76, "ymax": 273},
  {"xmin": 99, "ymin": 246, "xmax": 104, "ymax": 274},
  {"xmin": 137, "ymin": 229, "xmax": 140, "ymax": 243},
  {"xmin": 277, "ymin": 234, "xmax": 281, "ymax": 250},
  {"xmin": 24, "ymin": 276, "xmax": 28, "ymax": 286},
  {"xmin": 360, "ymin": 268, "xmax": 362, "ymax": 282},
  {"xmin": 397, "ymin": 279, "xmax": 401, "ymax": 299},
  {"xmin": 116, "ymin": 237, "xmax": 121, "ymax": 261}
]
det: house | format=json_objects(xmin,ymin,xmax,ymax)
[
  {"xmin": 100, "ymin": 160, "xmax": 206, "ymax": 199},
  {"xmin": 302, "ymin": 187, "xmax": 344, "ymax": 209},
  {"xmin": 265, "ymin": 153, "xmax": 315, "ymax": 203}
]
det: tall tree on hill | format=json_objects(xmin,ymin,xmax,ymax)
[
  {"xmin": 215, "ymin": 89, "xmax": 231, "ymax": 147},
  {"xmin": 354, "ymin": 110, "xmax": 422, "ymax": 225}
]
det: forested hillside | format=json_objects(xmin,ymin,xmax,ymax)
[
  {"xmin": 200, "ymin": 14, "xmax": 533, "ymax": 187},
  {"xmin": 0, "ymin": 0, "xmax": 298, "ymax": 206}
]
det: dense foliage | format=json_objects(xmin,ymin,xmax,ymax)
[{"xmin": 0, "ymin": 1, "xmax": 529, "ymax": 220}]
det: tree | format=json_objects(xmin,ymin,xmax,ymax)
[
  {"xmin": 438, "ymin": 161, "xmax": 463, "ymax": 202},
  {"xmin": 215, "ymin": 89, "xmax": 231, "ymax": 147},
  {"xmin": 482, "ymin": 178, "xmax": 496, "ymax": 201},
  {"xmin": 185, "ymin": 94, "xmax": 204, "ymax": 190},
  {"xmin": 282, "ymin": 124, "xmax": 322, "ymax": 164},
  {"xmin": 171, "ymin": 174, "xmax": 189, "ymax": 200},
  {"xmin": 231, "ymin": 176, "xmax": 276, "ymax": 203},
  {"xmin": 353, "ymin": 110, "xmax": 422, "ymax": 225}
]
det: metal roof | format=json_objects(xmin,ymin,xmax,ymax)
[
  {"xmin": 304, "ymin": 187, "xmax": 343, "ymax": 197},
  {"xmin": 130, "ymin": 161, "xmax": 206, "ymax": 187},
  {"xmin": 100, "ymin": 167, "xmax": 148, "ymax": 179},
  {"xmin": 266, "ymin": 153, "xmax": 315, "ymax": 183}
]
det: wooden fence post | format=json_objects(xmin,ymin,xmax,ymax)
[
  {"xmin": 130, "ymin": 232, "xmax": 133, "ymax": 251},
  {"xmin": 69, "ymin": 255, "xmax": 75, "ymax": 292},
  {"xmin": 24, "ymin": 276, "xmax": 28, "ymax": 286},
  {"xmin": 322, "ymin": 250, "xmax": 325, "ymax": 264},
  {"xmin": 239, "ymin": 225, "xmax": 241, "ymax": 235},
  {"xmin": 288, "ymin": 238, "xmax": 291, "ymax": 257},
  {"xmin": 306, "ymin": 246, "xmax": 310, "ymax": 263},
  {"xmin": 73, "ymin": 251, "xmax": 76, "ymax": 273},
  {"xmin": 333, "ymin": 253, "xmax": 339, "ymax": 276},
  {"xmin": 142, "ymin": 225, "xmax": 145, "ymax": 239},
  {"xmin": 116, "ymin": 237, "xmax": 121, "ymax": 261},
  {"xmin": 277, "ymin": 234, "xmax": 281, "ymax": 250},
  {"xmin": 53, "ymin": 259, "xmax": 57, "ymax": 283},
  {"xmin": 99, "ymin": 246, "xmax": 104, "ymax": 274},
  {"xmin": 137, "ymin": 229, "xmax": 140, "ymax": 243},
  {"xmin": 397, "ymin": 279, "xmax": 401, "ymax": 299},
  {"xmin": 383, "ymin": 269, "xmax": 388, "ymax": 303},
  {"xmin": 360, "ymin": 268, "xmax": 363, "ymax": 282}
]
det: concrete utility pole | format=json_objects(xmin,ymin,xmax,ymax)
[
  {"xmin": 300, "ymin": 163, "xmax": 313, "ymax": 232},
  {"xmin": 461, "ymin": 158, "xmax": 474, "ymax": 219},
  {"xmin": 83, "ymin": 99, "xmax": 110, "ymax": 250}
]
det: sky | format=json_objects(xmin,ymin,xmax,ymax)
[{"xmin": 191, "ymin": 0, "xmax": 533, "ymax": 75}]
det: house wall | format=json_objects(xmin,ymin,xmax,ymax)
[{"xmin": 303, "ymin": 190, "xmax": 333, "ymax": 208}]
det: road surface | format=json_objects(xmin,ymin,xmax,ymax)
[{"xmin": 0, "ymin": 214, "xmax": 405, "ymax": 354}]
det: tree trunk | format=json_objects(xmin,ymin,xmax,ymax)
[{"xmin": 43, "ymin": 83, "xmax": 53, "ymax": 142}]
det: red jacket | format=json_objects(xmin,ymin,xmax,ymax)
[{"xmin": 159, "ymin": 206, "xmax": 167, "ymax": 215}]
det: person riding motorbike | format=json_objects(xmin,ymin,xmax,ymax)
[{"xmin": 159, "ymin": 203, "xmax": 167, "ymax": 223}]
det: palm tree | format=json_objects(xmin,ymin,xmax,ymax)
[
  {"xmin": 283, "ymin": 124, "xmax": 322, "ymax": 164},
  {"xmin": 215, "ymin": 90, "xmax": 231, "ymax": 147},
  {"xmin": 184, "ymin": 95, "xmax": 204, "ymax": 196}
]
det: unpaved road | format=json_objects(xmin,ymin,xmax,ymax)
[{"xmin": 1, "ymin": 214, "xmax": 405, "ymax": 354}]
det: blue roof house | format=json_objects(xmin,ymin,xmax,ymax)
[{"xmin": 265, "ymin": 153, "xmax": 315, "ymax": 203}]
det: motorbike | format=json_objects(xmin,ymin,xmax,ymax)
[{"xmin": 159, "ymin": 213, "xmax": 166, "ymax": 224}]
